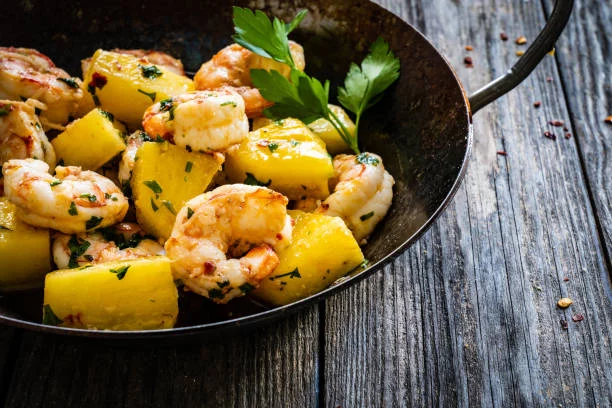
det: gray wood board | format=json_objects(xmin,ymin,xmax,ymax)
[
  {"xmin": 323, "ymin": 0, "xmax": 612, "ymax": 407},
  {"xmin": 3, "ymin": 309, "xmax": 319, "ymax": 407}
]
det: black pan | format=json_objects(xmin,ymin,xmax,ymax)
[{"xmin": 0, "ymin": 0, "xmax": 572, "ymax": 340}]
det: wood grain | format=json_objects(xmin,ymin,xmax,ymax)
[
  {"xmin": 323, "ymin": 0, "xmax": 612, "ymax": 406},
  {"xmin": 3, "ymin": 309, "xmax": 319, "ymax": 408}
]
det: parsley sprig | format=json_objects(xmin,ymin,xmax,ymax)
[{"xmin": 234, "ymin": 7, "xmax": 399, "ymax": 154}]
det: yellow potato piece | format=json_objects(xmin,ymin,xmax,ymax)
[
  {"xmin": 253, "ymin": 210, "xmax": 364, "ymax": 305},
  {"xmin": 0, "ymin": 198, "xmax": 50, "ymax": 291},
  {"xmin": 43, "ymin": 257, "xmax": 178, "ymax": 331},
  {"xmin": 131, "ymin": 141, "xmax": 221, "ymax": 240},
  {"xmin": 225, "ymin": 118, "xmax": 334, "ymax": 200},
  {"xmin": 84, "ymin": 50, "xmax": 194, "ymax": 127},
  {"xmin": 52, "ymin": 108, "xmax": 126, "ymax": 170}
]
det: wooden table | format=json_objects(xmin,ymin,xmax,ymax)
[{"xmin": 1, "ymin": 0, "xmax": 611, "ymax": 406}]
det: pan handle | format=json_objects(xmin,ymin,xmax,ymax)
[{"xmin": 468, "ymin": 0, "xmax": 573, "ymax": 114}]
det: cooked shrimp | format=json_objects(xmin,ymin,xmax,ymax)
[
  {"xmin": 2, "ymin": 159, "xmax": 128, "ymax": 234},
  {"xmin": 0, "ymin": 100, "xmax": 55, "ymax": 167},
  {"xmin": 117, "ymin": 130, "xmax": 148, "ymax": 187},
  {"xmin": 0, "ymin": 47, "xmax": 83, "ymax": 128},
  {"xmin": 194, "ymin": 42, "xmax": 305, "ymax": 118},
  {"xmin": 52, "ymin": 222, "xmax": 164, "ymax": 269},
  {"xmin": 316, "ymin": 153, "xmax": 394, "ymax": 243},
  {"xmin": 165, "ymin": 184, "xmax": 293, "ymax": 304},
  {"xmin": 142, "ymin": 90, "xmax": 248, "ymax": 153},
  {"xmin": 81, "ymin": 48, "xmax": 185, "ymax": 77}
]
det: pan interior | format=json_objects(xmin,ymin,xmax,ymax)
[{"xmin": 0, "ymin": 0, "xmax": 470, "ymax": 335}]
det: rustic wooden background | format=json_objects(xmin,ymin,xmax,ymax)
[{"xmin": 1, "ymin": 0, "xmax": 610, "ymax": 406}]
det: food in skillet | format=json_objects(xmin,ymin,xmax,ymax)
[{"xmin": 0, "ymin": 7, "xmax": 399, "ymax": 330}]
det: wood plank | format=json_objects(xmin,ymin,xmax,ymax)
[
  {"xmin": 3, "ymin": 309, "xmax": 318, "ymax": 407},
  {"xmin": 323, "ymin": 0, "xmax": 612, "ymax": 406},
  {"xmin": 0, "ymin": 327, "xmax": 20, "ymax": 405},
  {"xmin": 543, "ymin": 0, "xmax": 612, "ymax": 268}
]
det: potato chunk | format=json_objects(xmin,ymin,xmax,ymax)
[
  {"xmin": 131, "ymin": 141, "xmax": 221, "ymax": 240},
  {"xmin": 0, "ymin": 198, "xmax": 50, "ymax": 291},
  {"xmin": 83, "ymin": 50, "xmax": 194, "ymax": 127},
  {"xmin": 51, "ymin": 108, "xmax": 126, "ymax": 170},
  {"xmin": 225, "ymin": 118, "xmax": 334, "ymax": 200},
  {"xmin": 252, "ymin": 210, "xmax": 364, "ymax": 305},
  {"xmin": 43, "ymin": 257, "xmax": 178, "ymax": 330}
]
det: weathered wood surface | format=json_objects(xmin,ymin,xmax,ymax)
[
  {"xmin": 1, "ymin": 1, "xmax": 611, "ymax": 407},
  {"xmin": 324, "ymin": 0, "xmax": 612, "ymax": 406}
]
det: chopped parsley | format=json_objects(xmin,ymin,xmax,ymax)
[
  {"xmin": 289, "ymin": 140, "xmax": 299, "ymax": 147},
  {"xmin": 239, "ymin": 282, "xmax": 255, "ymax": 293},
  {"xmin": 244, "ymin": 172, "xmax": 271, "ymax": 187},
  {"xmin": 150, "ymin": 198, "xmax": 159, "ymax": 212},
  {"xmin": 137, "ymin": 89, "xmax": 157, "ymax": 101},
  {"xmin": 0, "ymin": 104, "xmax": 12, "ymax": 116},
  {"xmin": 79, "ymin": 193, "xmax": 97, "ymax": 203},
  {"xmin": 99, "ymin": 110, "xmax": 114, "ymax": 122},
  {"xmin": 208, "ymin": 288, "xmax": 225, "ymax": 299},
  {"xmin": 159, "ymin": 98, "xmax": 176, "ymax": 120},
  {"xmin": 67, "ymin": 235, "xmax": 91, "ymax": 268},
  {"xmin": 162, "ymin": 200, "xmax": 176, "ymax": 215},
  {"xmin": 217, "ymin": 280, "xmax": 230, "ymax": 288},
  {"xmin": 139, "ymin": 64, "xmax": 163, "ymax": 79},
  {"xmin": 267, "ymin": 142, "xmax": 279, "ymax": 153},
  {"xmin": 185, "ymin": 161, "xmax": 193, "ymax": 173},
  {"xmin": 360, "ymin": 211, "xmax": 375, "ymax": 221},
  {"xmin": 143, "ymin": 180, "xmax": 162, "ymax": 194},
  {"xmin": 68, "ymin": 202, "xmax": 78, "ymax": 216},
  {"xmin": 85, "ymin": 216, "xmax": 103, "ymax": 230},
  {"xmin": 220, "ymin": 101, "xmax": 237, "ymax": 107},
  {"xmin": 57, "ymin": 77, "xmax": 79, "ymax": 88},
  {"xmin": 42, "ymin": 304, "xmax": 63, "ymax": 326},
  {"xmin": 269, "ymin": 268, "xmax": 302, "ymax": 280},
  {"xmin": 356, "ymin": 152, "xmax": 380, "ymax": 166},
  {"xmin": 109, "ymin": 265, "xmax": 129, "ymax": 280},
  {"xmin": 49, "ymin": 180, "xmax": 62, "ymax": 187},
  {"xmin": 186, "ymin": 207, "xmax": 194, "ymax": 219}
]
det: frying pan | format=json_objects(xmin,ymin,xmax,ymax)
[{"xmin": 0, "ymin": 0, "xmax": 573, "ymax": 340}]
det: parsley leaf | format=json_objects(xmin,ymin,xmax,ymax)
[
  {"xmin": 109, "ymin": 265, "xmax": 129, "ymax": 280},
  {"xmin": 232, "ymin": 7, "xmax": 307, "ymax": 68},
  {"xmin": 244, "ymin": 172, "xmax": 271, "ymax": 186},
  {"xmin": 139, "ymin": 64, "xmax": 163, "ymax": 79},
  {"xmin": 68, "ymin": 235, "xmax": 91, "ymax": 268},
  {"xmin": 337, "ymin": 37, "xmax": 400, "ymax": 140},
  {"xmin": 85, "ymin": 216, "xmax": 103, "ymax": 230},
  {"xmin": 42, "ymin": 304, "xmax": 63, "ymax": 326}
]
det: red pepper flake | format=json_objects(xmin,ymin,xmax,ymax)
[
  {"xmin": 563, "ymin": 126, "xmax": 568, "ymax": 131},
  {"xmin": 605, "ymin": 115, "xmax": 612, "ymax": 124},
  {"xmin": 543, "ymin": 131, "xmax": 556, "ymax": 140},
  {"xmin": 464, "ymin": 56, "xmax": 473, "ymax": 68},
  {"xmin": 549, "ymin": 119, "xmax": 565, "ymax": 127},
  {"xmin": 500, "ymin": 32, "xmax": 509, "ymax": 41},
  {"xmin": 533, "ymin": 101, "xmax": 541, "ymax": 108},
  {"xmin": 572, "ymin": 313, "xmax": 584, "ymax": 322},
  {"xmin": 465, "ymin": 45, "xmax": 473, "ymax": 51},
  {"xmin": 565, "ymin": 132, "xmax": 572, "ymax": 139},
  {"xmin": 497, "ymin": 150, "xmax": 507, "ymax": 156},
  {"xmin": 515, "ymin": 36, "xmax": 527, "ymax": 45},
  {"xmin": 88, "ymin": 72, "xmax": 107, "ymax": 90},
  {"xmin": 559, "ymin": 319, "xmax": 568, "ymax": 330},
  {"xmin": 546, "ymin": 76, "xmax": 553, "ymax": 82},
  {"xmin": 563, "ymin": 277, "xmax": 570, "ymax": 282},
  {"xmin": 203, "ymin": 261, "xmax": 216, "ymax": 275}
]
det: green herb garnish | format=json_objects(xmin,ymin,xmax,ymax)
[
  {"xmin": 137, "ymin": 89, "xmax": 157, "ymax": 101},
  {"xmin": 244, "ymin": 172, "xmax": 271, "ymax": 187},
  {"xmin": 162, "ymin": 200, "xmax": 177, "ymax": 215},
  {"xmin": 42, "ymin": 304, "xmax": 63, "ymax": 326},
  {"xmin": 220, "ymin": 101, "xmax": 237, "ymax": 107},
  {"xmin": 0, "ymin": 104, "xmax": 12, "ymax": 116},
  {"xmin": 269, "ymin": 267, "xmax": 301, "ymax": 280},
  {"xmin": 239, "ymin": 282, "xmax": 255, "ymax": 293},
  {"xmin": 186, "ymin": 207, "xmax": 194, "ymax": 219},
  {"xmin": 143, "ymin": 180, "xmax": 162, "ymax": 194},
  {"xmin": 50, "ymin": 180, "xmax": 62, "ymax": 187},
  {"xmin": 79, "ymin": 193, "xmax": 97, "ymax": 203},
  {"xmin": 67, "ymin": 235, "xmax": 91, "ymax": 268},
  {"xmin": 150, "ymin": 198, "xmax": 159, "ymax": 212},
  {"xmin": 68, "ymin": 202, "xmax": 78, "ymax": 216},
  {"xmin": 356, "ymin": 152, "xmax": 380, "ymax": 166},
  {"xmin": 57, "ymin": 77, "xmax": 79, "ymax": 88},
  {"xmin": 185, "ymin": 161, "xmax": 193, "ymax": 173},
  {"xmin": 139, "ymin": 64, "xmax": 163, "ymax": 79},
  {"xmin": 267, "ymin": 142, "xmax": 279, "ymax": 153},
  {"xmin": 208, "ymin": 288, "xmax": 225, "ymax": 300},
  {"xmin": 99, "ymin": 110, "xmax": 114, "ymax": 122},
  {"xmin": 85, "ymin": 216, "xmax": 103, "ymax": 230},
  {"xmin": 359, "ymin": 211, "xmax": 375, "ymax": 221},
  {"xmin": 109, "ymin": 265, "xmax": 129, "ymax": 280}
]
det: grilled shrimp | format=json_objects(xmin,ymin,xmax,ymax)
[
  {"xmin": 81, "ymin": 48, "xmax": 185, "ymax": 77},
  {"xmin": 194, "ymin": 42, "xmax": 305, "ymax": 118},
  {"xmin": 2, "ymin": 159, "xmax": 128, "ymax": 234},
  {"xmin": 52, "ymin": 222, "xmax": 164, "ymax": 269},
  {"xmin": 117, "ymin": 130, "xmax": 148, "ymax": 187},
  {"xmin": 0, "ymin": 100, "xmax": 55, "ymax": 167},
  {"xmin": 165, "ymin": 184, "xmax": 293, "ymax": 304},
  {"xmin": 0, "ymin": 47, "xmax": 83, "ymax": 128},
  {"xmin": 316, "ymin": 153, "xmax": 394, "ymax": 243},
  {"xmin": 142, "ymin": 90, "xmax": 248, "ymax": 153}
]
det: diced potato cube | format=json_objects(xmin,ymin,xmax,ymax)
[
  {"xmin": 0, "ymin": 198, "xmax": 50, "ymax": 291},
  {"xmin": 43, "ymin": 257, "xmax": 178, "ymax": 331},
  {"xmin": 84, "ymin": 49, "xmax": 194, "ymax": 127},
  {"xmin": 131, "ymin": 141, "xmax": 221, "ymax": 240},
  {"xmin": 252, "ymin": 210, "xmax": 364, "ymax": 305},
  {"xmin": 52, "ymin": 108, "xmax": 126, "ymax": 170},
  {"xmin": 307, "ymin": 105, "xmax": 355, "ymax": 155},
  {"xmin": 225, "ymin": 118, "xmax": 334, "ymax": 200}
]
